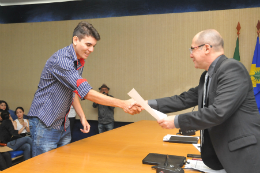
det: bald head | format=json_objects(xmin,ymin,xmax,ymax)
[
  {"xmin": 194, "ymin": 29, "xmax": 224, "ymax": 52},
  {"xmin": 190, "ymin": 29, "xmax": 224, "ymax": 70}
]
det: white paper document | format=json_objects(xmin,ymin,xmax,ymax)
[
  {"xmin": 185, "ymin": 159, "xmax": 226, "ymax": 173},
  {"xmin": 127, "ymin": 88, "xmax": 167, "ymax": 120},
  {"xmin": 184, "ymin": 144, "xmax": 226, "ymax": 173},
  {"xmin": 193, "ymin": 143, "xmax": 201, "ymax": 152}
]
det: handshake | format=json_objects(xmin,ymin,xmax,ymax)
[
  {"xmin": 122, "ymin": 99, "xmax": 144, "ymax": 115},
  {"xmin": 88, "ymin": 89, "xmax": 177, "ymax": 130},
  {"xmin": 122, "ymin": 98, "xmax": 176, "ymax": 130}
]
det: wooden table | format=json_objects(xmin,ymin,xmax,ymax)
[{"xmin": 3, "ymin": 120, "xmax": 201, "ymax": 173}]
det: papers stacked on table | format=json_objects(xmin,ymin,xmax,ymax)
[
  {"xmin": 184, "ymin": 144, "xmax": 226, "ymax": 173},
  {"xmin": 185, "ymin": 159, "xmax": 227, "ymax": 173}
]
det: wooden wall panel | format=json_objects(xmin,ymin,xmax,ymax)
[{"xmin": 0, "ymin": 7, "xmax": 259, "ymax": 122}]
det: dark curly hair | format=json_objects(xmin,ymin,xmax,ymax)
[
  {"xmin": 0, "ymin": 109, "xmax": 10, "ymax": 120},
  {"xmin": 0, "ymin": 100, "xmax": 9, "ymax": 111}
]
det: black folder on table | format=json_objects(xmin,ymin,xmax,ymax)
[
  {"xmin": 142, "ymin": 153, "xmax": 186, "ymax": 167},
  {"xmin": 166, "ymin": 136, "xmax": 198, "ymax": 144}
]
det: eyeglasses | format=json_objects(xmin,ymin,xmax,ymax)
[{"xmin": 189, "ymin": 44, "xmax": 212, "ymax": 54}]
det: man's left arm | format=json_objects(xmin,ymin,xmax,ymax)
[
  {"xmin": 147, "ymin": 87, "xmax": 198, "ymax": 130},
  {"xmin": 72, "ymin": 94, "xmax": 90, "ymax": 133},
  {"xmin": 147, "ymin": 100, "xmax": 179, "ymax": 129}
]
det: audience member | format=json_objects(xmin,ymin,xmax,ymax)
[
  {"xmin": 13, "ymin": 107, "xmax": 30, "ymax": 137},
  {"xmin": 0, "ymin": 100, "xmax": 14, "ymax": 122},
  {"xmin": 0, "ymin": 101, "xmax": 9, "ymax": 111},
  {"xmin": 0, "ymin": 110, "xmax": 32, "ymax": 160},
  {"xmin": 0, "ymin": 109, "xmax": 13, "ymax": 171}
]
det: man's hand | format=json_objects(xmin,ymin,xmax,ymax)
[
  {"xmin": 157, "ymin": 115, "xmax": 176, "ymax": 129},
  {"xmin": 128, "ymin": 99, "xmax": 145, "ymax": 111},
  {"xmin": 122, "ymin": 99, "xmax": 143, "ymax": 115},
  {"xmin": 80, "ymin": 117, "xmax": 91, "ymax": 133}
]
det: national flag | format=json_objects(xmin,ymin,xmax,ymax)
[
  {"xmin": 250, "ymin": 37, "xmax": 260, "ymax": 113},
  {"xmin": 233, "ymin": 37, "xmax": 240, "ymax": 61}
]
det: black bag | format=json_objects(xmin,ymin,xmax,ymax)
[
  {"xmin": 142, "ymin": 153, "xmax": 186, "ymax": 167},
  {"xmin": 9, "ymin": 134, "xmax": 22, "ymax": 146},
  {"xmin": 10, "ymin": 135, "xmax": 22, "ymax": 141}
]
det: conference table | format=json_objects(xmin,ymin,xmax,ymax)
[{"xmin": 3, "ymin": 120, "xmax": 201, "ymax": 173}]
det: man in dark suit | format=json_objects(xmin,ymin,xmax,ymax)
[{"xmin": 148, "ymin": 29, "xmax": 260, "ymax": 172}]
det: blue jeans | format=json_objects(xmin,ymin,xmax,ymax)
[
  {"xmin": 7, "ymin": 136, "xmax": 32, "ymax": 160},
  {"xmin": 29, "ymin": 117, "xmax": 71, "ymax": 157},
  {"xmin": 98, "ymin": 122, "xmax": 114, "ymax": 133}
]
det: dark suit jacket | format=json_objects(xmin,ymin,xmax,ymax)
[{"xmin": 156, "ymin": 55, "xmax": 260, "ymax": 173}]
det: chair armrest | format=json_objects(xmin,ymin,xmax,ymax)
[{"xmin": 0, "ymin": 143, "xmax": 7, "ymax": 146}]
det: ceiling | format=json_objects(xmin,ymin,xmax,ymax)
[{"xmin": 0, "ymin": 0, "xmax": 81, "ymax": 6}]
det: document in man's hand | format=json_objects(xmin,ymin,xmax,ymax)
[{"xmin": 128, "ymin": 88, "xmax": 167, "ymax": 120}]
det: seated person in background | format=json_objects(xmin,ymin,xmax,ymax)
[
  {"xmin": 0, "ymin": 100, "xmax": 14, "ymax": 122},
  {"xmin": 13, "ymin": 107, "xmax": 30, "ymax": 137},
  {"xmin": 0, "ymin": 152, "xmax": 12, "ymax": 171},
  {"xmin": 0, "ymin": 110, "xmax": 32, "ymax": 160}
]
